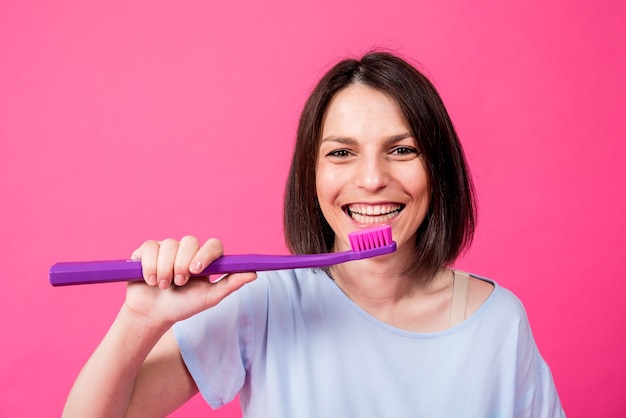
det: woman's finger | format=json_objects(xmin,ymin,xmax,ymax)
[
  {"xmin": 156, "ymin": 238, "xmax": 179, "ymax": 289},
  {"xmin": 173, "ymin": 235, "xmax": 200, "ymax": 286},
  {"xmin": 204, "ymin": 272, "xmax": 257, "ymax": 306},
  {"xmin": 132, "ymin": 240, "xmax": 160, "ymax": 286},
  {"xmin": 189, "ymin": 238, "xmax": 224, "ymax": 275}
]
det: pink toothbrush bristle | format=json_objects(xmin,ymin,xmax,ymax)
[{"xmin": 348, "ymin": 225, "xmax": 393, "ymax": 251}]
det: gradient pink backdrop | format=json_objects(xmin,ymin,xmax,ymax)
[{"xmin": 1, "ymin": 1, "xmax": 624, "ymax": 416}]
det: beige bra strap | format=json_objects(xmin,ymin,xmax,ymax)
[{"xmin": 449, "ymin": 269, "xmax": 470, "ymax": 327}]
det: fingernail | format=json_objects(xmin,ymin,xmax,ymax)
[
  {"xmin": 159, "ymin": 279, "xmax": 169, "ymax": 289},
  {"xmin": 191, "ymin": 260, "xmax": 203, "ymax": 274},
  {"xmin": 148, "ymin": 275, "xmax": 157, "ymax": 286},
  {"xmin": 174, "ymin": 274, "xmax": 186, "ymax": 286}
]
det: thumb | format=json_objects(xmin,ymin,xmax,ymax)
[{"xmin": 203, "ymin": 272, "xmax": 257, "ymax": 305}]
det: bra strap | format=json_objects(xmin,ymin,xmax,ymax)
[{"xmin": 449, "ymin": 269, "xmax": 470, "ymax": 327}]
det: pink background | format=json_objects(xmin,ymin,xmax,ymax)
[{"xmin": 1, "ymin": 1, "xmax": 624, "ymax": 416}]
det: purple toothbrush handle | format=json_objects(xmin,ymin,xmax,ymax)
[{"xmin": 49, "ymin": 243, "xmax": 396, "ymax": 286}]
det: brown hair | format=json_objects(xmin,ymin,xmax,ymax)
[{"xmin": 284, "ymin": 51, "xmax": 476, "ymax": 278}]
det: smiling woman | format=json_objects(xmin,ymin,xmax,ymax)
[
  {"xmin": 315, "ymin": 84, "xmax": 430, "ymax": 262},
  {"xmin": 62, "ymin": 52, "xmax": 565, "ymax": 418},
  {"xmin": 284, "ymin": 53, "xmax": 476, "ymax": 279}
]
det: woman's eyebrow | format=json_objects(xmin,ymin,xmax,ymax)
[
  {"xmin": 320, "ymin": 136, "xmax": 358, "ymax": 145},
  {"xmin": 384, "ymin": 133, "xmax": 414, "ymax": 144},
  {"xmin": 320, "ymin": 133, "xmax": 413, "ymax": 145}
]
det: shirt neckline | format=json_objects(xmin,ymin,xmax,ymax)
[{"xmin": 314, "ymin": 268, "xmax": 500, "ymax": 339}]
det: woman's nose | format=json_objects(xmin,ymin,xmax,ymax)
[{"xmin": 354, "ymin": 156, "xmax": 389, "ymax": 192}]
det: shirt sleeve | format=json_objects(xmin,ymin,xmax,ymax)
[
  {"xmin": 173, "ymin": 283, "xmax": 258, "ymax": 409},
  {"xmin": 511, "ymin": 302, "xmax": 566, "ymax": 418}
]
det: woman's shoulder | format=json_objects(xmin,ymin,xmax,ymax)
[
  {"xmin": 466, "ymin": 274, "xmax": 496, "ymax": 318},
  {"xmin": 467, "ymin": 273, "xmax": 530, "ymax": 324}
]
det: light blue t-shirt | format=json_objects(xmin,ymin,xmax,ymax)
[{"xmin": 174, "ymin": 268, "xmax": 565, "ymax": 417}]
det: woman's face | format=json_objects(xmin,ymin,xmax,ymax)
[{"xmin": 316, "ymin": 83, "xmax": 430, "ymax": 253}]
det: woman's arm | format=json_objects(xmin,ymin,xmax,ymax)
[
  {"xmin": 126, "ymin": 328, "xmax": 198, "ymax": 416},
  {"xmin": 62, "ymin": 236, "xmax": 256, "ymax": 417},
  {"xmin": 62, "ymin": 305, "xmax": 187, "ymax": 417}
]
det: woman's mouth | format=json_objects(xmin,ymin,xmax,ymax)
[{"xmin": 344, "ymin": 203, "xmax": 404, "ymax": 224}]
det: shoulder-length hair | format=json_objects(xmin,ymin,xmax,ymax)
[{"xmin": 284, "ymin": 51, "xmax": 476, "ymax": 278}]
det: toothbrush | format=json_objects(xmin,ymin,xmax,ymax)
[{"xmin": 49, "ymin": 225, "xmax": 396, "ymax": 286}]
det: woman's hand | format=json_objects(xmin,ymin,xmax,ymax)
[{"xmin": 124, "ymin": 235, "xmax": 257, "ymax": 327}]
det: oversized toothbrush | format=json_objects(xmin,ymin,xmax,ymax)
[{"xmin": 49, "ymin": 225, "xmax": 396, "ymax": 286}]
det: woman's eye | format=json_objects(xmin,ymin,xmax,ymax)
[
  {"xmin": 327, "ymin": 149, "xmax": 352, "ymax": 158},
  {"xmin": 391, "ymin": 146, "xmax": 419, "ymax": 156}
]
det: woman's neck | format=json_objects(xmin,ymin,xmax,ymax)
[{"xmin": 328, "ymin": 251, "xmax": 454, "ymax": 332}]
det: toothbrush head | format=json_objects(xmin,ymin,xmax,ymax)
[{"xmin": 348, "ymin": 225, "xmax": 395, "ymax": 253}]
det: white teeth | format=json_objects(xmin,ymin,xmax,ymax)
[
  {"xmin": 346, "ymin": 204, "xmax": 402, "ymax": 222},
  {"xmin": 348, "ymin": 204, "xmax": 401, "ymax": 215},
  {"xmin": 350, "ymin": 211, "xmax": 398, "ymax": 223}
]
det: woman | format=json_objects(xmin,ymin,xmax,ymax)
[{"xmin": 63, "ymin": 52, "xmax": 565, "ymax": 417}]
